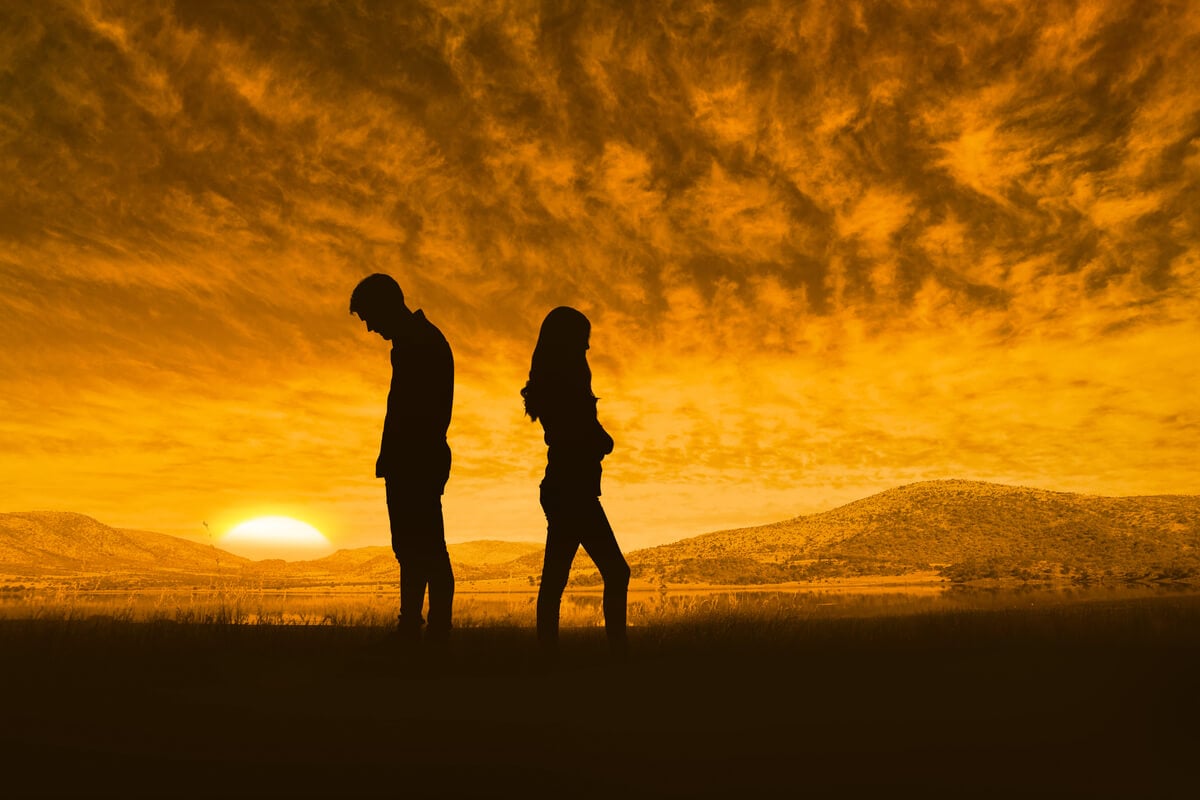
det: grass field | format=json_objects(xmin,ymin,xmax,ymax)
[{"xmin": 3, "ymin": 591, "xmax": 1198, "ymax": 797}]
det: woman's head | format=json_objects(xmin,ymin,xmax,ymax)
[
  {"xmin": 522, "ymin": 306, "xmax": 593, "ymax": 421},
  {"xmin": 534, "ymin": 306, "xmax": 591, "ymax": 357}
]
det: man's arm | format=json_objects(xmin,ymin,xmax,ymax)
[
  {"xmin": 430, "ymin": 333, "xmax": 453, "ymax": 440},
  {"xmin": 377, "ymin": 366, "xmax": 399, "ymax": 477},
  {"xmin": 376, "ymin": 330, "xmax": 453, "ymax": 478}
]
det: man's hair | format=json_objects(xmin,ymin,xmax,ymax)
[{"xmin": 350, "ymin": 273, "xmax": 404, "ymax": 314}]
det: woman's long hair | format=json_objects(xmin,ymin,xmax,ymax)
[{"xmin": 521, "ymin": 306, "xmax": 593, "ymax": 422}]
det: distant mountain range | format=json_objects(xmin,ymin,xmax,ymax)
[
  {"xmin": 624, "ymin": 480, "xmax": 1200, "ymax": 585},
  {"xmin": 0, "ymin": 510, "xmax": 544, "ymax": 588},
  {"xmin": 4, "ymin": 481, "xmax": 1199, "ymax": 589},
  {"xmin": 0, "ymin": 511, "xmax": 254, "ymax": 577}
]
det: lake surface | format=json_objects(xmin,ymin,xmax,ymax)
[{"xmin": 2, "ymin": 583, "xmax": 1196, "ymax": 626}]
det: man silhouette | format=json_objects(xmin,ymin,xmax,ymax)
[{"xmin": 350, "ymin": 274, "xmax": 454, "ymax": 642}]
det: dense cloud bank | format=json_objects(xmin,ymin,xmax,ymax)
[{"xmin": 2, "ymin": 1, "xmax": 1197, "ymax": 545}]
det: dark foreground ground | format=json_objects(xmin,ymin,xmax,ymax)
[{"xmin": 3, "ymin": 594, "xmax": 1199, "ymax": 797}]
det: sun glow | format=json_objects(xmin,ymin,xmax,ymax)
[{"xmin": 221, "ymin": 516, "xmax": 335, "ymax": 561}]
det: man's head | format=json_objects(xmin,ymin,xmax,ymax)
[{"xmin": 350, "ymin": 273, "xmax": 409, "ymax": 340}]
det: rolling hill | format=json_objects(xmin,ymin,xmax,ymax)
[
  {"xmin": 0, "ymin": 511, "xmax": 545, "ymax": 588},
  {"xmin": 621, "ymin": 480, "xmax": 1200, "ymax": 584},
  {"xmin": 0, "ymin": 511, "xmax": 250, "ymax": 578},
  {"xmin": 241, "ymin": 541, "xmax": 545, "ymax": 585},
  {"xmin": 4, "ymin": 481, "xmax": 1199, "ymax": 588}
]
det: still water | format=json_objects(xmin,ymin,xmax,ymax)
[{"xmin": 1, "ymin": 583, "xmax": 1195, "ymax": 626}]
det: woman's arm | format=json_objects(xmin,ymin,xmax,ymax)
[{"xmin": 544, "ymin": 396, "xmax": 613, "ymax": 458}]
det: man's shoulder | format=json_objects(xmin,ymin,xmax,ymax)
[{"xmin": 415, "ymin": 310, "xmax": 451, "ymax": 352}]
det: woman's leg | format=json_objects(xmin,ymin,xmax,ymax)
[
  {"xmin": 578, "ymin": 498, "xmax": 630, "ymax": 655},
  {"xmin": 537, "ymin": 490, "xmax": 579, "ymax": 651}
]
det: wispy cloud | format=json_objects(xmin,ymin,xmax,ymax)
[{"xmin": 2, "ymin": 0, "xmax": 1197, "ymax": 548}]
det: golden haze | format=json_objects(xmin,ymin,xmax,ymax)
[{"xmin": 1, "ymin": 1, "xmax": 1198, "ymax": 552}]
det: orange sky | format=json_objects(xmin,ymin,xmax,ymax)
[{"xmin": 2, "ymin": 1, "xmax": 1198, "ymax": 553}]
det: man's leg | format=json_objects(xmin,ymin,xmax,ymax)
[
  {"xmin": 386, "ymin": 480, "xmax": 427, "ymax": 639},
  {"xmin": 422, "ymin": 493, "xmax": 454, "ymax": 639}
]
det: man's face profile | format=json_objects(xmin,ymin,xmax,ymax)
[{"xmin": 356, "ymin": 307, "xmax": 394, "ymax": 341}]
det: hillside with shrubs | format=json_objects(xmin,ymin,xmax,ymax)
[
  {"xmin": 5, "ymin": 481, "xmax": 1198, "ymax": 588},
  {"xmin": 620, "ymin": 480, "xmax": 1200, "ymax": 585}
]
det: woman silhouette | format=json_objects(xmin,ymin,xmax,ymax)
[{"xmin": 522, "ymin": 307, "xmax": 630, "ymax": 658}]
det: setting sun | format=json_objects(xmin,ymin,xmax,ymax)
[{"xmin": 221, "ymin": 516, "xmax": 335, "ymax": 561}]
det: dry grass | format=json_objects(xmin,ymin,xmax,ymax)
[{"xmin": 2, "ymin": 590, "xmax": 1198, "ymax": 796}]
